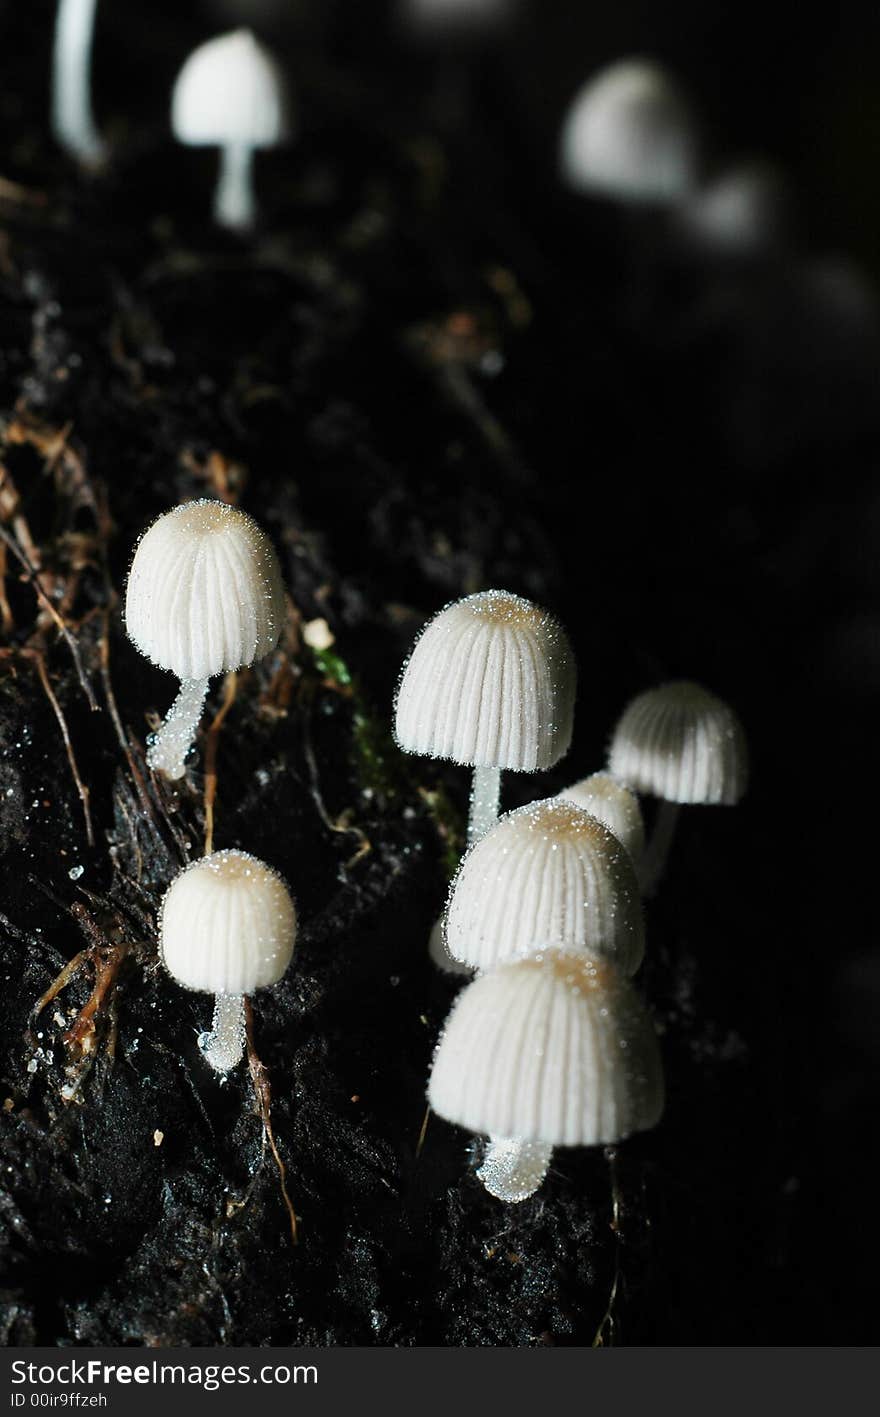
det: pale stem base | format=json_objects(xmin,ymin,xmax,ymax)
[
  {"xmin": 639, "ymin": 799, "xmax": 681, "ymax": 897},
  {"xmin": 147, "ymin": 677, "xmax": 210, "ymax": 781},
  {"xmin": 51, "ymin": 0, "xmax": 105, "ymax": 165},
  {"xmin": 199, "ymin": 993, "xmax": 246, "ymax": 1074},
  {"xmin": 467, "ymin": 764, "xmax": 502, "ymax": 846},
  {"xmin": 214, "ymin": 143, "xmax": 256, "ymax": 231},
  {"xmin": 477, "ymin": 1135, "xmax": 553, "ymax": 1203}
]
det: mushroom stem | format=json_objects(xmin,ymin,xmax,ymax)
[
  {"xmin": 214, "ymin": 142, "xmax": 256, "ymax": 231},
  {"xmin": 467, "ymin": 764, "xmax": 501, "ymax": 846},
  {"xmin": 199, "ymin": 992, "xmax": 246, "ymax": 1073},
  {"xmin": 148, "ymin": 677, "xmax": 210, "ymax": 781},
  {"xmin": 51, "ymin": 0, "xmax": 105, "ymax": 165},
  {"xmin": 477, "ymin": 1135, "xmax": 553, "ymax": 1203},
  {"xmin": 639, "ymin": 799, "xmax": 681, "ymax": 896}
]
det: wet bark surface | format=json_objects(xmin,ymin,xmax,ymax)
[{"xmin": 1, "ymin": 1, "xmax": 877, "ymax": 1346}]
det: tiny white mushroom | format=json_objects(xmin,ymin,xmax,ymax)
[
  {"xmin": 557, "ymin": 770, "xmax": 645, "ymax": 863},
  {"xmin": 161, "ymin": 849, "xmax": 296, "ymax": 1073},
  {"xmin": 445, "ymin": 798, "xmax": 644, "ymax": 976},
  {"xmin": 51, "ymin": 0, "xmax": 105, "ymax": 166},
  {"xmin": 428, "ymin": 950, "xmax": 663, "ymax": 1202},
  {"xmin": 560, "ymin": 58, "xmax": 697, "ymax": 204},
  {"xmin": 125, "ymin": 500, "xmax": 285, "ymax": 780},
  {"xmin": 676, "ymin": 161, "xmax": 791, "ymax": 256},
  {"xmin": 395, "ymin": 588, "xmax": 576, "ymax": 968},
  {"xmin": 608, "ymin": 680, "xmax": 748, "ymax": 892},
  {"xmin": 171, "ymin": 29, "xmax": 291, "ymax": 232},
  {"xmin": 395, "ymin": 589, "xmax": 576, "ymax": 844}
]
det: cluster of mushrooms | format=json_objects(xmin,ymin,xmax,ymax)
[
  {"xmin": 50, "ymin": 4, "xmax": 752, "ymax": 1207},
  {"xmin": 51, "ymin": 0, "xmax": 786, "ymax": 255},
  {"xmin": 126, "ymin": 502, "xmax": 746, "ymax": 1209},
  {"xmin": 395, "ymin": 592, "xmax": 747, "ymax": 1202}
]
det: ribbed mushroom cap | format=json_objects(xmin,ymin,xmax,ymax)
[
  {"xmin": 445, "ymin": 798, "xmax": 643, "ymax": 975},
  {"xmin": 557, "ymin": 771, "xmax": 645, "ymax": 861},
  {"xmin": 560, "ymin": 58, "xmax": 696, "ymax": 203},
  {"xmin": 608, "ymin": 680, "xmax": 748, "ymax": 805},
  {"xmin": 171, "ymin": 29, "xmax": 290, "ymax": 148},
  {"xmin": 125, "ymin": 500, "xmax": 286, "ymax": 680},
  {"xmin": 428, "ymin": 951, "xmax": 664, "ymax": 1146},
  {"xmin": 394, "ymin": 590, "xmax": 576, "ymax": 771},
  {"xmin": 161, "ymin": 849, "xmax": 296, "ymax": 995}
]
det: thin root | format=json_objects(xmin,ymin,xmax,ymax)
[
  {"xmin": 203, "ymin": 673, "xmax": 238, "ymax": 856},
  {"xmin": 245, "ymin": 1000, "xmax": 298, "ymax": 1246}
]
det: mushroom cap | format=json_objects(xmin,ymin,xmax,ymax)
[
  {"xmin": 428, "ymin": 950, "xmax": 664, "ymax": 1146},
  {"xmin": 557, "ymin": 770, "xmax": 645, "ymax": 861},
  {"xmin": 161, "ymin": 849, "xmax": 296, "ymax": 995},
  {"xmin": 394, "ymin": 589, "xmax": 576, "ymax": 772},
  {"xmin": 125, "ymin": 500, "xmax": 286, "ymax": 680},
  {"xmin": 444, "ymin": 797, "xmax": 643, "ymax": 975},
  {"xmin": 608, "ymin": 680, "xmax": 748, "ymax": 805},
  {"xmin": 171, "ymin": 29, "xmax": 291, "ymax": 149},
  {"xmin": 560, "ymin": 58, "xmax": 697, "ymax": 203},
  {"xmin": 677, "ymin": 162, "xmax": 791, "ymax": 255}
]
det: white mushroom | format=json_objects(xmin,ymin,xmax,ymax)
[
  {"xmin": 51, "ymin": 0, "xmax": 105, "ymax": 166},
  {"xmin": 677, "ymin": 161, "xmax": 791, "ymax": 256},
  {"xmin": 560, "ymin": 58, "xmax": 697, "ymax": 204},
  {"xmin": 161, "ymin": 849, "xmax": 296, "ymax": 1073},
  {"xmin": 444, "ymin": 798, "xmax": 644, "ymax": 976},
  {"xmin": 171, "ymin": 29, "xmax": 291, "ymax": 231},
  {"xmin": 557, "ymin": 770, "xmax": 645, "ymax": 863},
  {"xmin": 395, "ymin": 589, "xmax": 576, "ymax": 846},
  {"xmin": 125, "ymin": 500, "xmax": 285, "ymax": 780},
  {"xmin": 395, "ymin": 588, "xmax": 576, "ymax": 970},
  {"xmin": 608, "ymin": 680, "xmax": 748, "ymax": 892},
  {"xmin": 428, "ymin": 950, "xmax": 664, "ymax": 1202}
]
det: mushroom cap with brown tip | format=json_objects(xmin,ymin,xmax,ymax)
[
  {"xmin": 394, "ymin": 589, "xmax": 576, "ymax": 772},
  {"xmin": 445, "ymin": 797, "xmax": 644, "ymax": 975},
  {"xmin": 557, "ymin": 770, "xmax": 645, "ymax": 861},
  {"xmin": 160, "ymin": 849, "xmax": 296, "ymax": 995},
  {"xmin": 125, "ymin": 500, "xmax": 286, "ymax": 680},
  {"xmin": 428, "ymin": 950, "xmax": 664, "ymax": 1146}
]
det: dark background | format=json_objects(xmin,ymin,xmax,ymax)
[{"xmin": 0, "ymin": 0, "xmax": 877, "ymax": 1346}]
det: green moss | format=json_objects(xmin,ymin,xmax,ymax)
[
  {"xmin": 310, "ymin": 643, "xmax": 399, "ymax": 802},
  {"xmin": 309, "ymin": 643, "xmax": 465, "ymax": 872}
]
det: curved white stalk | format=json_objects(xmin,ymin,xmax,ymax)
[
  {"xmin": 639, "ymin": 799, "xmax": 681, "ymax": 896},
  {"xmin": 199, "ymin": 992, "xmax": 246, "ymax": 1073},
  {"xmin": 51, "ymin": 0, "xmax": 105, "ymax": 165},
  {"xmin": 477, "ymin": 1135, "xmax": 553, "ymax": 1203},
  {"xmin": 467, "ymin": 763, "xmax": 501, "ymax": 845},
  {"xmin": 148, "ymin": 677, "xmax": 210, "ymax": 781},
  {"xmin": 214, "ymin": 143, "xmax": 256, "ymax": 231}
]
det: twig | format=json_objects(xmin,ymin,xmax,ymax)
[
  {"xmin": 98, "ymin": 611, "xmax": 162, "ymax": 836},
  {"xmin": 31, "ymin": 650, "xmax": 94, "ymax": 847},
  {"xmin": 245, "ymin": 1000, "xmax": 298, "ymax": 1246},
  {"xmin": 302, "ymin": 696, "xmax": 371, "ymax": 869},
  {"xmin": 0, "ymin": 538, "xmax": 14, "ymax": 633},
  {"xmin": 0, "ymin": 524, "xmax": 97, "ymax": 710},
  {"xmin": 203, "ymin": 672, "xmax": 238, "ymax": 856},
  {"xmin": 415, "ymin": 1103, "xmax": 431, "ymax": 1159},
  {"xmin": 592, "ymin": 1146, "xmax": 624, "ymax": 1347}
]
